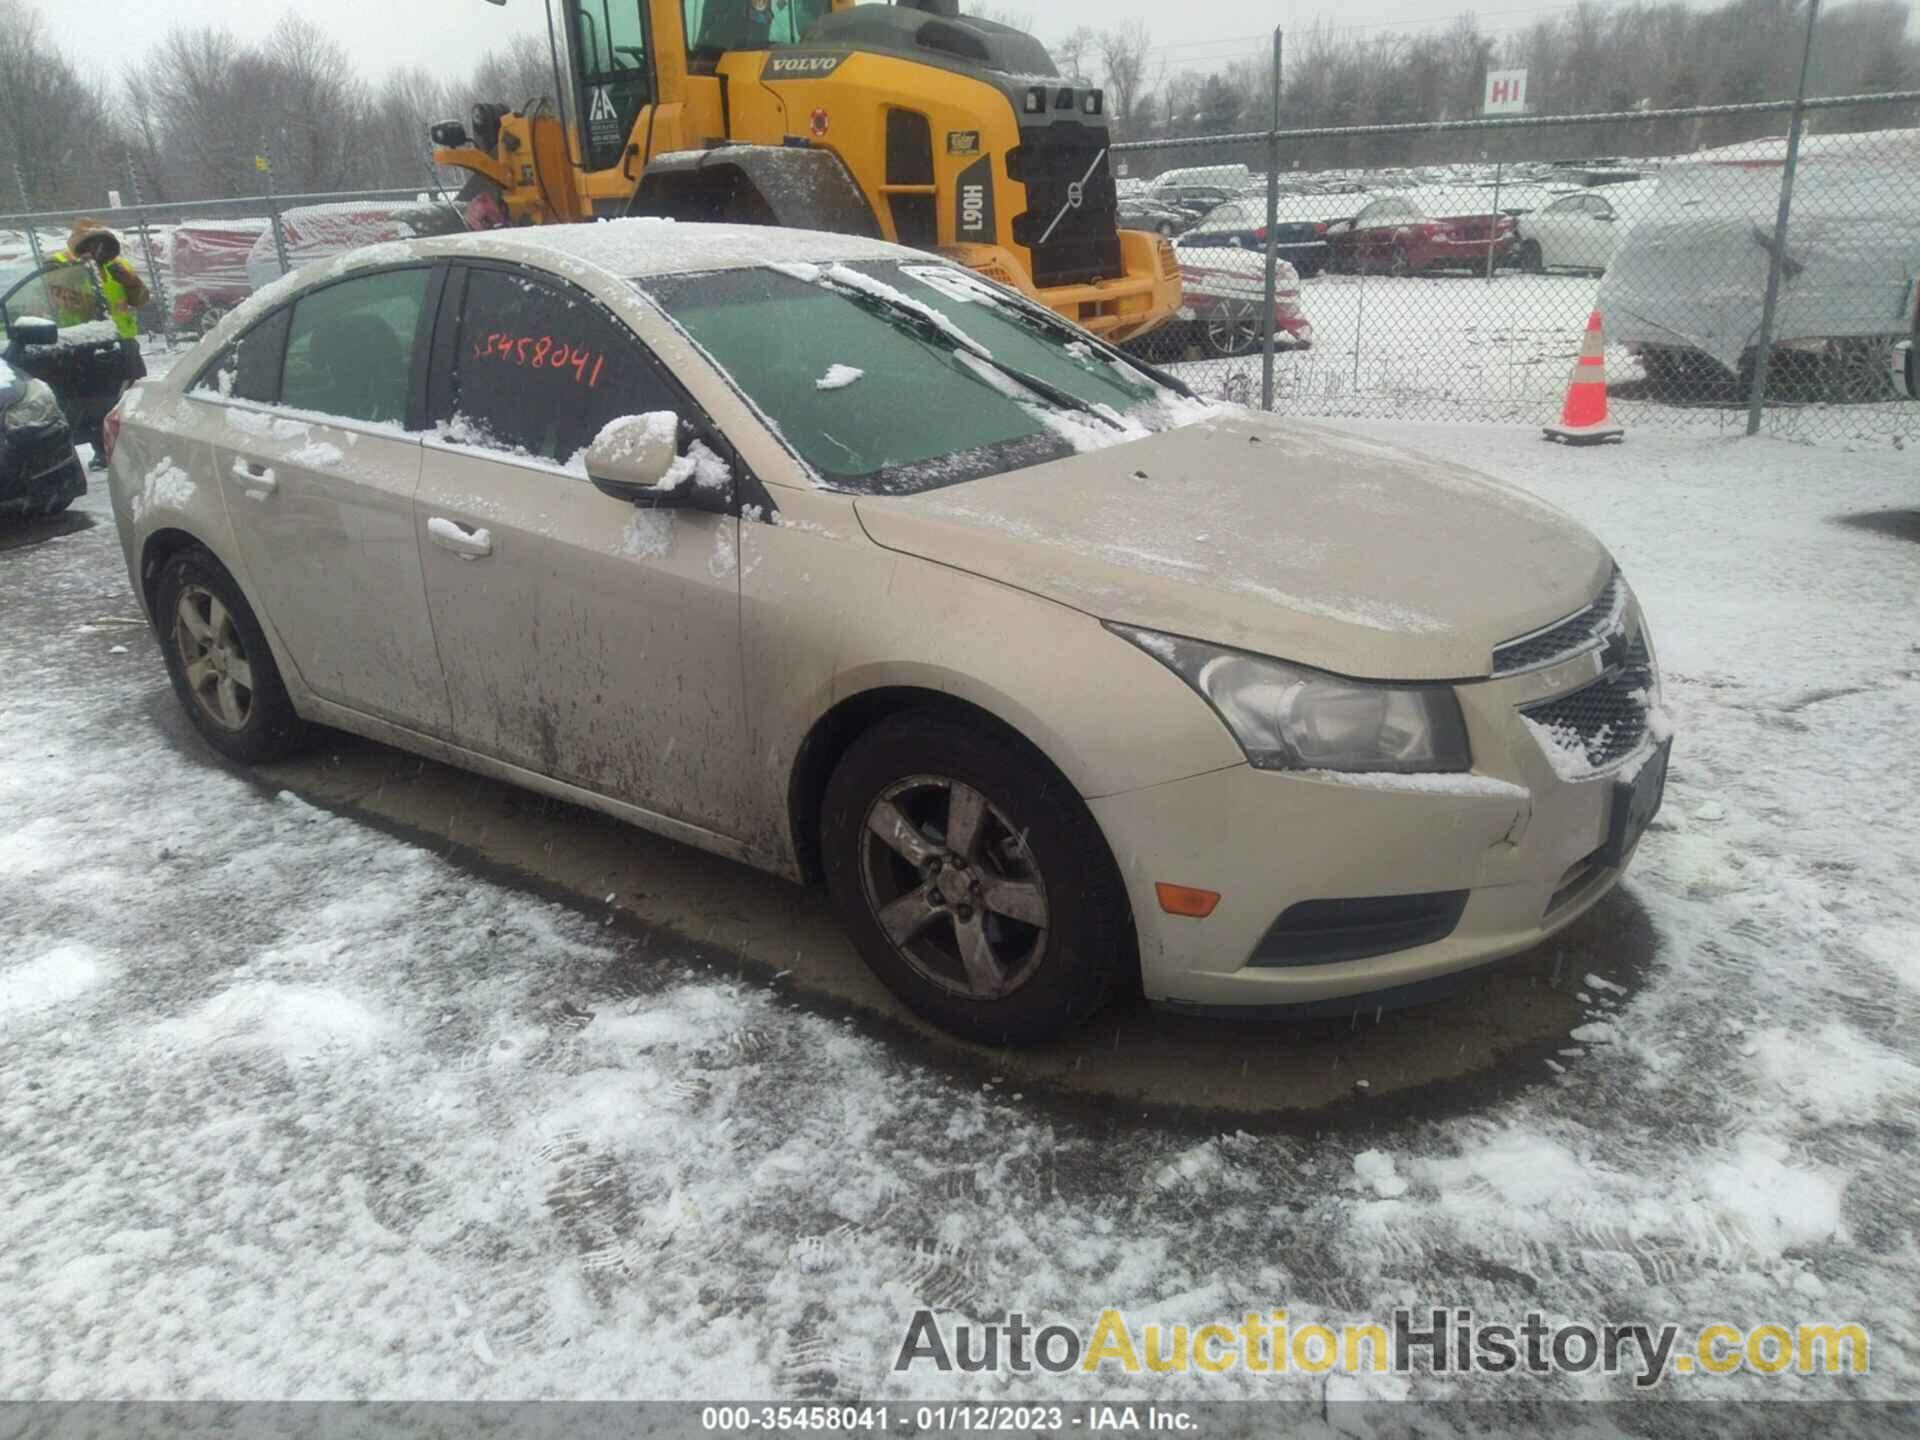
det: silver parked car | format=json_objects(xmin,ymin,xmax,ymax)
[{"xmin": 104, "ymin": 221, "xmax": 1670, "ymax": 1042}]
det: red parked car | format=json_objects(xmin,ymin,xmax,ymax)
[
  {"xmin": 169, "ymin": 220, "xmax": 270, "ymax": 337},
  {"xmin": 1325, "ymin": 196, "xmax": 1515, "ymax": 276}
]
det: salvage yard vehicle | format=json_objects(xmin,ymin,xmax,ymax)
[
  {"xmin": 1600, "ymin": 129, "xmax": 1920, "ymax": 403},
  {"xmin": 1124, "ymin": 254, "xmax": 1312, "ymax": 363},
  {"xmin": 1173, "ymin": 198, "xmax": 1333, "ymax": 278},
  {"xmin": 0, "ymin": 341, "xmax": 85, "ymax": 518},
  {"xmin": 104, "ymin": 220, "xmax": 1669, "ymax": 1044},
  {"xmin": 169, "ymin": 219, "xmax": 271, "ymax": 337},
  {"xmin": 1326, "ymin": 195, "xmax": 1516, "ymax": 276},
  {"xmin": 1514, "ymin": 191, "xmax": 1625, "ymax": 273}
]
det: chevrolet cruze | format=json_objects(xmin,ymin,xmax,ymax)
[{"xmin": 104, "ymin": 221, "xmax": 1670, "ymax": 1043}]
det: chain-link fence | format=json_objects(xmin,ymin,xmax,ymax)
[
  {"xmin": 1115, "ymin": 90, "xmax": 1920, "ymax": 444},
  {"xmin": 1, "ymin": 185, "xmax": 462, "ymax": 354}
]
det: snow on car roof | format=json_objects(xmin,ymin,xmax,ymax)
[{"xmin": 425, "ymin": 218, "xmax": 913, "ymax": 280}]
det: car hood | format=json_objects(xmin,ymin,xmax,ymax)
[{"xmin": 851, "ymin": 413, "xmax": 1610, "ymax": 681}]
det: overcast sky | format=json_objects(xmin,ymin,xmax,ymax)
[{"xmin": 43, "ymin": 0, "xmax": 1630, "ymax": 92}]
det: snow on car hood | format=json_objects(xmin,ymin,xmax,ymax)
[{"xmin": 852, "ymin": 412, "xmax": 1610, "ymax": 681}]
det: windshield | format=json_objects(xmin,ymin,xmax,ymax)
[
  {"xmin": 684, "ymin": 0, "xmax": 830, "ymax": 54},
  {"xmin": 637, "ymin": 260, "xmax": 1206, "ymax": 495}
]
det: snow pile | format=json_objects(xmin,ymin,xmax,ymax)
[
  {"xmin": 584, "ymin": 410, "xmax": 679, "ymax": 469},
  {"xmin": 814, "ymin": 364, "xmax": 864, "ymax": 392}
]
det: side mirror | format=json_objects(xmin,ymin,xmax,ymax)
[
  {"xmin": 584, "ymin": 411, "xmax": 679, "ymax": 504},
  {"xmin": 1893, "ymin": 341, "xmax": 1916, "ymax": 402},
  {"xmin": 583, "ymin": 411, "xmax": 732, "ymax": 511},
  {"xmin": 7, "ymin": 316, "xmax": 57, "ymax": 348}
]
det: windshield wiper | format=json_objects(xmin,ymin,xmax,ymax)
[{"xmin": 815, "ymin": 273, "xmax": 1129, "ymax": 431}]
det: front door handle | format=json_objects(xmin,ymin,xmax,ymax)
[
  {"xmin": 428, "ymin": 516, "xmax": 493, "ymax": 560},
  {"xmin": 230, "ymin": 457, "xmax": 277, "ymax": 497}
]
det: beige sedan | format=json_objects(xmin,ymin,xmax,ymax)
[{"xmin": 103, "ymin": 221, "xmax": 1670, "ymax": 1043}]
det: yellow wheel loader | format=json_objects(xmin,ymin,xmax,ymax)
[{"xmin": 431, "ymin": 0, "xmax": 1179, "ymax": 343}]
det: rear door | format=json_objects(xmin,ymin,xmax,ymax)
[
  {"xmin": 201, "ymin": 265, "xmax": 454, "ymax": 735},
  {"xmin": 413, "ymin": 262, "xmax": 752, "ymax": 836}
]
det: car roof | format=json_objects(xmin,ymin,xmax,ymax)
[{"xmin": 409, "ymin": 218, "xmax": 916, "ymax": 280}]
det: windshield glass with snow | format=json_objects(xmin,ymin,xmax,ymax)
[{"xmin": 636, "ymin": 260, "xmax": 1204, "ymax": 495}]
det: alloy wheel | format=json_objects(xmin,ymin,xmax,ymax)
[
  {"xmin": 174, "ymin": 585, "xmax": 255, "ymax": 731},
  {"xmin": 1204, "ymin": 300, "xmax": 1262, "ymax": 358},
  {"xmin": 857, "ymin": 775, "xmax": 1051, "ymax": 1001}
]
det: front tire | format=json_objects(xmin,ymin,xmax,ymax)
[
  {"xmin": 821, "ymin": 710, "xmax": 1134, "ymax": 1044},
  {"xmin": 1518, "ymin": 239, "xmax": 1545, "ymax": 274},
  {"xmin": 155, "ymin": 547, "xmax": 312, "ymax": 764}
]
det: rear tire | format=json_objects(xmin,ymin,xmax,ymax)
[
  {"xmin": 820, "ymin": 710, "xmax": 1134, "ymax": 1045},
  {"xmin": 1518, "ymin": 239, "xmax": 1545, "ymax": 274},
  {"xmin": 154, "ymin": 547, "xmax": 313, "ymax": 765}
]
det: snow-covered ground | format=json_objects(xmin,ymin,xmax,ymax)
[
  {"xmin": 1158, "ymin": 266, "xmax": 1919, "ymax": 448},
  {"xmin": 1, "ymin": 419, "xmax": 1916, "ymax": 1415}
]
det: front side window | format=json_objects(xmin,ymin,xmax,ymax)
[
  {"xmin": 640, "ymin": 260, "xmax": 1205, "ymax": 495},
  {"xmin": 280, "ymin": 268, "xmax": 429, "ymax": 426},
  {"xmin": 437, "ymin": 266, "xmax": 682, "ymax": 466},
  {"xmin": 3, "ymin": 260, "xmax": 104, "ymax": 331},
  {"xmin": 191, "ymin": 308, "xmax": 292, "ymax": 403}
]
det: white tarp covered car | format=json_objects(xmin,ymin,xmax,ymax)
[
  {"xmin": 243, "ymin": 200, "xmax": 465, "ymax": 292},
  {"xmin": 1598, "ymin": 129, "xmax": 1920, "ymax": 400}
]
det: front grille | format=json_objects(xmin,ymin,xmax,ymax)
[
  {"xmin": 1493, "ymin": 570, "xmax": 1624, "ymax": 675},
  {"xmin": 1519, "ymin": 628, "xmax": 1655, "ymax": 773},
  {"xmin": 1248, "ymin": 890, "xmax": 1469, "ymax": 968},
  {"xmin": 1007, "ymin": 124, "xmax": 1123, "ymax": 288}
]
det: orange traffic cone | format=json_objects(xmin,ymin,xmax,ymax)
[{"xmin": 1545, "ymin": 310, "xmax": 1624, "ymax": 445}]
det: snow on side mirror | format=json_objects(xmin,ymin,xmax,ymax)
[
  {"xmin": 583, "ymin": 411, "xmax": 734, "ymax": 512},
  {"xmin": 584, "ymin": 411, "xmax": 681, "ymax": 504},
  {"xmin": 6, "ymin": 316, "xmax": 57, "ymax": 349}
]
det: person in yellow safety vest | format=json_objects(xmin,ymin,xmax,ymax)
[{"xmin": 48, "ymin": 218, "xmax": 150, "ymax": 468}]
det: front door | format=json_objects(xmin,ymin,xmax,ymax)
[
  {"xmin": 204, "ymin": 265, "xmax": 453, "ymax": 735},
  {"xmin": 414, "ymin": 263, "xmax": 752, "ymax": 839}
]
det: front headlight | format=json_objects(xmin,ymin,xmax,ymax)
[
  {"xmin": 3, "ymin": 379, "xmax": 60, "ymax": 432},
  {"xmin": 1111, "ymin": 624, "xmax": 1472, "ymax": 773}
]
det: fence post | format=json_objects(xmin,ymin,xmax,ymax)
[
  {"xmin": 1260, "ymin": 26, "xmax": 1284, "ymax": 412},
  {"xmin": 1745, "ymin": 0, "xmax": 1821, "ymax": 436},
  {"xmin": 264, "ymin": 138, "xmax": 292, "ymax": 279},
  {"xmin": 13, "ymin": 163, "xmax": 44, "ymax": 271},
  {"xmin": 125, "ymin": 155, "xmax": 175, "ymax": 352}
]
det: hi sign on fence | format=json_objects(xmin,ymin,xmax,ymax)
[{"xmin": 1484, "ymin": 69, "xmax": 1529, "ymax": 115}]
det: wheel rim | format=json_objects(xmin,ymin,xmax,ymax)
[
  {"xmin": 1828, "ymin": 338, "xmax": 1896, "ymax": 403},
  {"xmin": 1389, "ymin": 245, "xmax": 1411, "ymax": 277},
  {"xmin": 858, "ymin": 775, "xmax": 1051, "ymax": 1001},
  {"xmin": 1205, "ymin": 301, "xmax": 1261, "ymax": 357},
  {"xmin": 174, "ymin": 585, "xmax": 255, "ymax": 732}
]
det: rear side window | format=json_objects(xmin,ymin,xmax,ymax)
[
  {"xmin": 191, "ymin": 308, "xmax": 291, "ymax": 403},
  {"xmin": 280, "ymin": 269, "xmax": 429, "ymax": 426},
  {"xmin": 435, "ymin": 266, "xmax": 681, "ymax": 465}
]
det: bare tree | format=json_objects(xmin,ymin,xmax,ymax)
[
  {"xmin": 1053, "ymin": 26, "xmax": 1098, "ymax": 83},
  {"xmin": 1097, "ymin": 22, "xmax": 1153, "ymax": 136},
  {"xmin": 0, "ymin": 0, "xmax": 124, "ymax": 211}
]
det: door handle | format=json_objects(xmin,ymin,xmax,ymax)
[
  {"xmin": 428, "ymin": 516, "xmax": 493, "ymax": 560},
  {"xmin": 230, "ymin": 456, "xmax": 277, "ymax": 497}
]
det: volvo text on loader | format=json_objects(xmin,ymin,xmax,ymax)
[{"xmin": 430, "ymin": 0, "xmax": 1180, "ymax": 344}]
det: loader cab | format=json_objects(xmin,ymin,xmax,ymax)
[{"xmin": 571, "ymin": 0, "xmax": 654, "ymax": 171}]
